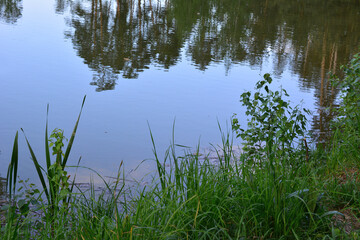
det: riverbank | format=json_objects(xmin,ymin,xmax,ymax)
[{"xmin": 1, "ymin": 53, "xmax": 359, "ymax": 239}]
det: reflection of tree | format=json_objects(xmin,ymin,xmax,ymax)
[
  {"xmin": 90, "ymin": 65, "xmax": 118, "ymax": 91},
  {"xmin": 66, "ymin": 0, "xmax": 360, "ymax": 85},
  {"xmin": 63, "ymin": 0, "xmax": 360, "ymax": 139},
  {"xmin": 66, "ymin": 0, "xmax": 181, "ymax": 91},
  {"xmin": 176, "ymin": 0, "xmax": 359, "ymax": 142},
  {"xmin": 0, "ymin": 0, "xmax": 22, "ymax": 24},
  {"xmin": 55, "ymin": 0, "xmax": 72, "ymax": 14}
]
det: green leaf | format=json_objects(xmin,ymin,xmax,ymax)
[
  {"xmin": 21, "ymin": 129, "xmax": 50, "ymax": 202},
  {"xmin": 321, "ymin": 211, "xmax": 344, "ymax": 218},
  {"xmin": 7, "ymin": 131, "xmax": 19, "ymax": 200},
  {"xmin": 62, "ymin": 95, "xmax": 86, "ymax": 168},
  {"xmin": 18, "ymin": 199, "xmax": 26, "ymax": 208},
  {"xmin": 264, "ymin": 85, "xmax": 269, "ymax": 93}
]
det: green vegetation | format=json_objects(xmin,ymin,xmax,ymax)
[{"xmin": 1, "ymin": 53, "xmax": 360, "ymax": 239}]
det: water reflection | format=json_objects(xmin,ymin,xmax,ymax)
[
  {"xmin": 65, "ymin": 0, "xmax": 181, "ymax": 88},
  {"xmin": 1, "ymin": 0, "xmax": 359, "ymax": 143},
  {"xmin": 63, "ymin": 0, "xmax": 360, "ymax": 82},
  {"xmin": 55, "ymin": 0, "xmax": 71, "ymax": 14},
  {"xmin": 0, "ymin": 0, "xmax": 22, "ymax": 23},
  {"xmin": 61, "ymin": 0, "xmax": 360, "ymax": 141}
]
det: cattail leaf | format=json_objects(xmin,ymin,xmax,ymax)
[
  {"xmin": 62, "ymin": 95, "xmax": 86, "ymax": 168},
  {"xmin": 21, "ymin": 129, "xmax": 50, "ymax": 202},
  {"xmin": 6, "ymin": 131, "xmax": 19, "ymax": 200}
]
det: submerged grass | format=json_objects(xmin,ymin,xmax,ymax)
[{"xmin": 1, "ymin": 53, "xmax": 360, "ymax": 239}]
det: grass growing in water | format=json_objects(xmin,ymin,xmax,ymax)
[
  {"xmin": 1, "ymin": 53, "xmax": 360, "ymax": 239},
  {"xmin": 2, "ymin": 96, "xmax": 86, "ymax": 238}
]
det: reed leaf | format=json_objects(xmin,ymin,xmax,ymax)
[
  {"xmin": 21, "ymin": 128, "xmax": 50, "ymax": 202},
  {"xmin": 45, "ymin": 104, "xmax": 56, "ymax": 207},
  {"xmin": 148, "ymin": 123, "xmax": 166, "ymax": 191},
  {"xmin": 62, "ymin": 95, "xmax": 86, "ymax": 168},
  {"xmin": 6, "ymin": 131, "xmax": 18, "ymax": 200},
  {"xmin": 45, "ymin": 104, "xmax": 51, "ymax": 172}
]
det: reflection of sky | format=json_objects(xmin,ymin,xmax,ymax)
[{"xmin": 0, "ymin": 0, "xmax": 319, "ymax": 185}]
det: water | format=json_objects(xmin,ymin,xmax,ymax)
[{"xmin": 0, "ymin": 0, "xmax": 359, "ymax": 184}]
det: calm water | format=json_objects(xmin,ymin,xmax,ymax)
[{"xmin": 0, "ymin": 0, "xmax": 359, "ymax": 184}]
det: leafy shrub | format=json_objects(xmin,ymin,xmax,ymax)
[
  {"xmin": 232, "ymin": 73, "xmax": 310, "ymax": 170},
  {"xmin": 330, "ymin": 52, "xmax": 360, "ymax": 168}
]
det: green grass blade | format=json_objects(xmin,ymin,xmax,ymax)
[
  {"xmin": 45, "ymin": 104, "xmax": 52, "ymax": 172},
  {"xmin": 67, "ymin": 156, "xmax": 82, "ymax": 204},
  {"xmin": 73, "ymin": 165, "xmax": 114, "ymax": 194},
  {"xmin": 21, "ymin": 128, "xmax": 50, "ymax": 202},
  {"xmin": 6, "ymin": 131, "xmax": 18, "ymax": 200},
  {"xmin": 62, "ymin": 95, "xmax": 86, "ymax": 168},
  {"xmin": 147, "ymin": 122, "xmax": 166, "ymax": 190},
  {"xmin": 45, "ymin": 104, "xmax": 57, "ymax": 203}
]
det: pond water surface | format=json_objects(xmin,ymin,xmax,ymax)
[{"xmin": 1, "ymin": 0, "xmax": 359, "ymax": 184}]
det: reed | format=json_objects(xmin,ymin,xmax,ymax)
[{"xmin": 2, "ymin": 96, "xmax": 85, "ymax": 235}]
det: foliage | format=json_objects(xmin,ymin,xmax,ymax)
[
  {"xmin": 335, "ymin": 52, "xmax": 360, "ymax": 129},
  {"xmin": 232, "ymin": 73, "xmax": 310, "ymax": 168},
  {"xmin": 329, "ymin": 52, "xmax": 360, "ymax": 169},
  {"xmin": 3, "ymin": 96, "xmax": 85, "ymax": 234}
]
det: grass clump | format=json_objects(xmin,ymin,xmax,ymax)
[{"xmin": 1, "ymin": 53, "xmax": 360, "ymax": 239}]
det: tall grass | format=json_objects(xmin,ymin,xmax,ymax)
[
  {"xmin": 1, "ymin": 53, "xmax": 360, "ymax": 239},
  {"xmin": 1, "ymin": 131, "xmax": 340, "ymax": 239},
  {"xmin": 2, "ymin": 96, "xmax": 86, "ymax": 238}
]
